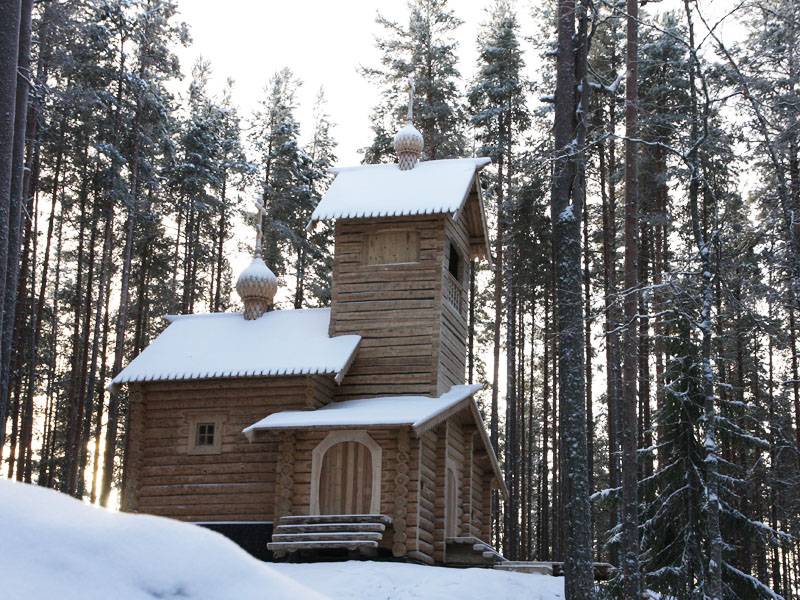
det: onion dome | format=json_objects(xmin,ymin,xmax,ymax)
[
  {"xmin": 394, "ymin": 76, "xmax": 423, "ymax": 171},
  {"xmin": 394, "ymin": 122, "xmax": 424, "ymax": 171},
  {"xmin": 237, "ymin": 197, "xmax": 278, "ymax": 320},
  {"xmin": 236, "ymin": 255, "xmax": 278, "ymax": 320}
]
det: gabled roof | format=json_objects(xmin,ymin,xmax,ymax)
[
  {"xmin": 110, "ymin": 308, "xmax": 360, "ymax": 388},
  {"xmin": 309, "ymin": 158, "xmax": 491, "ymax": 258},
  {"xmin": 243, "ymin": 384, "xmax": 482, "ymax": 434},
  {"xmin": 242, "ymin": 384, "xmax": 507, "ymax": 496}
]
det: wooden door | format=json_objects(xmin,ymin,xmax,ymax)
[{"xmin": 318, "ymin": 441, "xmax": 373, "ymax": 515}]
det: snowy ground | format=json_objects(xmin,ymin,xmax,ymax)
[{"xmin": 1, "ymin": 479, "xmax": 564, "ymax": 599}]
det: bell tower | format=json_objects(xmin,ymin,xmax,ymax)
[{"xmin": 309, "ymin": 79, "xmax": 491, "ymax": 400}]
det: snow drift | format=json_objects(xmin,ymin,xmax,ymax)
[
  {"xmin": 0, "ymin": 479, "xmax": 564, "ymax": 599},
  {"xmin": 0, "ymin": 479, "xmax": 323, "ymax": 599}
]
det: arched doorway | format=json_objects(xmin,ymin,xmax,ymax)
[
  {"xmin": 318, "ymin": 441, "xmax": 373, "ymax": 514},
  {"xmin": 310, "ymin": 431, "xmax": 382, "ymax": 516}
]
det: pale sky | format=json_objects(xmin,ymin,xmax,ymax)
[
  {"xmin": 172, "ymin": 0, "xmax": 744, "ymax": 167},
  {"xmin": 172, "ymin": 0, "xmax": 543, "ymax": 166}
]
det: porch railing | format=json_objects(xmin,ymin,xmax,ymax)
[{"xmin": 443, "ymin": 269, "xmax": 467, "ymax": 319}]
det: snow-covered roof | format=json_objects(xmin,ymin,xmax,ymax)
[
  {"xmin": 111, "ymin": 308, "xmax": 360, "ymax": 387},
  {"xmin": 243, "ymin": 384, "xmax": 482, "ymax": 436},
  {"xmin": 243, "ymin": 383, "xmax": 507, "ymax": 495},
  {"xmin": 309, "ymin": 157, "xmax": 491, "ymax": 223}
]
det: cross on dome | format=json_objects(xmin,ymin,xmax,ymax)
[
  {"xmin": 406, "ymin": 75, "xmax": 415, "ymax": 122},
  {"xmin": 235, "ymin": 196, "xmax": 278, "ymax": 320},
  {"xmin": 394, "ymin": 75, "xmax": 424, "ymax": 171}
]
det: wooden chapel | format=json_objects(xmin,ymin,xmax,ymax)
[{"xmin": 112, "ymin": 84, "xmax": 506, "ymax": 566}]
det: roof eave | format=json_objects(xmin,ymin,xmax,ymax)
[
  {"xmin": 468, "ymin": 398, "xmax": 508, "ymax": 498},
  {"xmin": 245, "ymin": 421, "xmax": 412, "ymax": 439},
  {"xmin": 451, "ymin": 171, "xmax": 493, "ymax": 265}
]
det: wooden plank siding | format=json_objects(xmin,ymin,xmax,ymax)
[
  {"xmin": 329, "ymin": 216, "xmax": 469, "ymax": 401},
  {"xmin": 123, "ymin": 376, "xmax": 336, "ymax": 522}
]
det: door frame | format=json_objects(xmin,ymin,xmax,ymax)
[{"xmin": 310, "ymin": 430, "xmax": 382, "ymax": 515}]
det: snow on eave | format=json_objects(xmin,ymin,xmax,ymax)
[
  {"xmin": 110, "ymin": 308, "xmax": 360, "ymax": 390},
  {"xmin": 240, "ymin": 382, "xmax": 506, "ymax": 494},
  {"xmin": 307, "ymin": 157, "xmax": 493, "ymax": 230},
  {"xmin": 242, "ymin": 384, "xmax": 483, "ymax": 440}
]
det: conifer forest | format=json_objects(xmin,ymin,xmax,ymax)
[{"xmin": 1, "ymin": 0, "xmax": 800, "ymax": 598}]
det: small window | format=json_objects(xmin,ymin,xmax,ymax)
[
  {"xmin": 366, "ymin": 230, "xmax": 419, "ymax": 265},
  {"xmin": 196, "ymin": 422, "xmax": 216, "ymax": 447},
  {"xmin": 447, "ymin": 241, "xmax": 462, "ymax": 281},
  {"xmin": 187, "ymin": 414, "xmax": 224, "ymax": 455}
]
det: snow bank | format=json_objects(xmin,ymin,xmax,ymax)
[
  {"xmin": 0, "ymin": 479, "xmax": 564, "ymax": 600},
  {"xmin": 0, "ymin": 479, "xmax": 322, "ymax": 600}
]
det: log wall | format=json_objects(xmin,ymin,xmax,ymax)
[
  {"xmin": 329, "ymin": 216, "xmax": 469, "ymax": 401},
  {"xmin": 416, "ymin": 430, "xmax": 438, "ymax": 563},
  {"xmin": 124, "ymin": 376, "xmax": 335, "ymax": 522}
]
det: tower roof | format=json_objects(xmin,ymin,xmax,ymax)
[{"xmin": 309, "ymin": 157, "xmax": 492, "ymax": 259}]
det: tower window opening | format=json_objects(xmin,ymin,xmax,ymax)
[{"xmin": 448, "ymin": 242, "xmax": 462, "ymax": 282}]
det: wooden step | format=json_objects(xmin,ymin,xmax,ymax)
[
  {"xmin": 271, "ymin": 531, "xmax": 383, "ymax": 543},
  {"xmin": 278, "ymin": 514, "xmax": 392, "ymax": 526},
  {"xmin": 268, "ymin": 540, "xmax": 379, "ymax": 552},
  {"xmin": 445, "ymin": 536, "xmax": 505, "ymax": 566},
  {"xmin": 274, "ymin": 522, "xmax": 386, "ymax": 534},
  {"xmin": 494, "ymin": 562, "xmax": 553, "ymax": 575}
]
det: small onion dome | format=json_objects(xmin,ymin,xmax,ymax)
[
  {"xmin": 394, "ymin": 122, "xmax": 423, "ymax": 171},
  {"xmin": 235, "ymin": 256, "xmax": 278, "ymax": 320}
]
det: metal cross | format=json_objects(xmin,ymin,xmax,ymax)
[
  {"xmin": 406, "ymin": 75, "xmax": 415, "ymax": 123},
  {"xmin": 252, "ymin": 197, "xmax": 268, "ymax": 257}
]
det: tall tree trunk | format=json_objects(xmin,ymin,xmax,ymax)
[
  {"xmin": 598, "ymin": 99, "xmax": 621, "ymax": 566},
  {"xmin": 77, "ymin": 201, "xmax": 112, "ymax": 496},
  {"xmin": 63, "ymin": 154, "xmax": 90, "ymax": 494},
  {"xmin": 539, "ymin": 283, "xmax": 551, "ymax": 560},
  {"xmin": 0, "ymin": 0, "xmax": 22, "ymax": 447},
  {"xmin": 638, "ymin": 218, "xmax": 652, "ymax": 484},
  {"xmin": 490, "ymin": 140, "xmax": 505, "ymax": 546},
  {"xmin": 583, "ymin": 193, "xmax": 593, "ymax": 495},
  {"xmin": 213, "ymin": 174, "xmax": 227, "ymax": 311},
  {"xmin": 620, "ymin": 0, "xmax": 642, "ymax": 594},
  {"xmin": 91, "ymin": 252, "xmax": 112, "ymax": 504},
  {"xmin": 552, "ymin": 0, "xmax": 594, "ymax": 596},
  {"xmin": 0, "ymin": 0, "xmax": 32, "ymax": 443},
  {"xmin": 683, "ymin": 2, "xmax": 722, "ymax": 597},
  {"xmin": 504, "ymin": 281, "xmax": 517, "ymax": 558}
]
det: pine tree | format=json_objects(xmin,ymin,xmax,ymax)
[
  {"xmin": 468, "ymin": 0, "xmax": 530, "ymax": 557},
  {"xmin": 302, "ymin": 88, "xmax": 337, "ymax": 307},
  {"xmin": 249, "ymin": 67, "xmax": 309, "ymax": 299},
  {"xmin": 362, "ymin": 0, "xmax": 465, "ymax": 163},
  {"xmin": 550, "ymin": 0, "xmax": 595, "ymax": 596}
]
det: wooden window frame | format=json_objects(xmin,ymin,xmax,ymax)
[
  {"xmin": 187, "ymin": 413, "xmax": 225, "ymax": 455},
  {"xmin": 310, "ymin": 430, "xmax": 382, "ymax": 515},
  {"xmin": 364, "ymin": 229, "xmax": 420, "ymax": 266}
]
